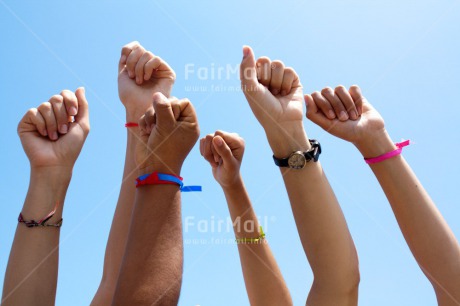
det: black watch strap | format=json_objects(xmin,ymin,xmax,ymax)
[{"xmin": 273, "ymin": 139, "xmax": 322, "ymax": 167}]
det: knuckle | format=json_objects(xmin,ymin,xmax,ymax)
[
  {"xmin": 26, "ymin": 108, "xmax": 37, "ymax": 116},
  {"xmin": 257, "ymin": 56, "xmax": 271, "ymax": 64},
  {"xmin": 284, "ymin": 67, "xmax": 296, "ymax": 75},
  {"xmin": 206, "ymin": 134, "xmax": 214, "ymax": 142},
  {"xmin": 38, "ymin": 102, "xmax": 52, "ymax": 111},
  {"xmin": 122, "ymin": 41, "xmax": 140, "ymax": 53},
  {"xmin": 271, "ymin": 60, "xmax": 284, "ymax": 70},
  {"xmin": 121, "ymin": 46, "xmax": 132, "ymax": 54},
  {"xmin": 50, "ymin": 94, "xmax": 64, "ymax": 104},
  {"xmin": 321, "ymin": 87, "xmax": 333, "ymax": 95},
  {"xmin": 60, "ymin": 89, "xmax": 72, "ymax": 96},
  {"xmin": 312, "ymin": 91, "xmax": 321, "ymax": 98}
]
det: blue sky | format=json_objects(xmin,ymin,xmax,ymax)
[{"xmin": 1, "ymin": 0, "xmax": 460, "ymax": 305}]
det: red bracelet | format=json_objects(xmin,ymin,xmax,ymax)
[
  {"xmin": 135, "ymin": 172, "xmax": 183, "ymax": 188},
  {"xmin": 125, "ymin": 122, "xmax": 139, "ymax": 127},
  {"xmin": 364, "ymin": 140, "xmax": 410, "ymax": 164}
]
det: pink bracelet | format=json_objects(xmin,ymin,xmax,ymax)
[{"xmin": 364, "ymin": 140, "xmax": 410, "ymax": 164}]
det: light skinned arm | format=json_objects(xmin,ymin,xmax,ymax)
[
  {"xmin": 111, "ymin": 93, "xmax": 200, "ymax": 305},
  {"xmin": 200, "ymin": 131, "xmax": 292, "ymax": 306},
  {"xmin": 240, "ymin": 46, "xmax": 360, "ymax": 305},
  {"xmin": 2, "ymin": 88, "xmax": 90, "ymax": 306},
  {"xmin": 91, "ymin": 41, "xmax": 176, "ymax": 305},
  {"xmin": 305, "ymin": 85, "xmax": 460, "ymax": 305}
]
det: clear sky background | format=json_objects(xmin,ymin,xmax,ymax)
[{"xmin": 1, "ymin": 0, "xmax": 459, "ymax": 305}]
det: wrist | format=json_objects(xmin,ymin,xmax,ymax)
[
  {"xmin": 30, "ymin": 166, "xmax": 72, "ymax": 185},
  {"xmin": 354, "ymin": 130, "xmax": 396, "ymax": 158},
  {"xmin": 265, "ymin": 123, "xmax": 311, "ymax": 158},
  {"xmin": 23, "ymin": 168, "xmax": 71, "ymax": 218},
  {"xmin": 220, "ymin": 175, "xmax": 244, "ymax": 193},
  {"xmin": 125, "ymin": 110, "xmax": 145, "ymax": 124},
  {"xmin": 138, "ymin": 164, "xmax": 182, "ymax": 177}
]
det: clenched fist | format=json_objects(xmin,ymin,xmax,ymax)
[
  {"xmin": 17, "ymin": 88, "xmax": 90, "ymax": 170},
  {"xmin": 200, "ymin": 131, "xmax": 245, "ymax": 188},
  {"xmin": 305, "ymin": 85, "xmax": 384, "ymax": 145},
  {"xmin": 136, "ymin": 93, "xmax": 200, "ymax": 176},
  {"xmin": 240, "ymin": 46, "xmax": 310, "ymax": 157},
  {"xmin": 118, "ymin": 41, "xmax": 176, "ymax": 120}
]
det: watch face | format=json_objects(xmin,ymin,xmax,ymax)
[{"xmin": 288, "ymin": 152, "xmax": 306, "ymax": 169}]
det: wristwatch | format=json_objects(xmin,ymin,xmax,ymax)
[{"xmin": 273, "ymin": 139, "xmax": 321, "ymax": 169}]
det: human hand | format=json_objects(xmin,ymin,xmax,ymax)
[
  {"xmin": 136, "ymin": 93, "xmax": 199, "ymax": 176},
  {"xmin": 118, "ymin": 41, "xmax": 176, "ymax": 121},
  {"xmin": 200, "ymin": 131, "xmax": 245, "ymax": 189},
  {"xmin": 240, "ymin": 46, "xmax": 309, "ymax": 157},
  {"xmin": 17, "ymin": 88, "xmax": 90, "ymax": 172},
  {"xmin": 305, "ymin": 85, "xmax": 392, "ymax": 157}
]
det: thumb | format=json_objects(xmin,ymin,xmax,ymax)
[
  {"xmin": 152, "ymin": 92, "xmax": 175, "ymax": 130},
  {"xmin": 212, "ymin": 136, "xmax": 234, "ymax": 164},
  {"xmin": 240, "ymin": 45, "xmax": 258, "ymax": 93},
  {"xmin": 305, "ymin": 94, "xmax": 333, "ymax": 131},
  {"xmin": 74, "ymin": 87, "xmax": 90, "ymax": 133}
]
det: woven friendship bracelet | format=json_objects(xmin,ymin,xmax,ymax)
[
  {"xmin": 235, "ymin": 226, "xmax": 266, "ymax": 244},
  {"xmin": 18, "ymin": 202, "xmax": 63, "ymax": 228}
]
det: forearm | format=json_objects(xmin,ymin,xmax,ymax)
[
  {"xmin": 2, "ymin": 168, "xmax": 71, "ymax": 306},
  {"xmin": 222, "ymin": 178, "xmax": 292, "ymax": 306},
  {"xmin": 357, "ymin": 133, "xmax": 460, "ymax": 299},
  {"xmin": 268, "ymin": 128, "xmax": 359, "ymax": 298},
  {"xmin": 93, "ymin": 123, "xmax": 140, "ymax": 305},
  {"xmin": 112, "ymin": 184, "xmax": 183, "ymax": 306}
]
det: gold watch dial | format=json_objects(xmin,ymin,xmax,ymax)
[{"xmin": 288, "ymin": 152, "xmax": 306, "ymax": 169}]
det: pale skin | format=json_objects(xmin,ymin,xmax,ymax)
[
  {"xmin": 111, "ymin": 93, "xmax": 200, "ymax": 305},
  {"xmin": 305, "ymin": 85, "xmax": 460, "ymax": 306},
  {"xmin": 200, "ymin": 131, "xmax": 293, "ymax": 306},
  {"xmin": 91, "ymin": 41, "xmax": 175, "ymax": 305},
  {"xmin": 2, "ymin": 88, "xmax": 90, "ymax": 306},
  {"xmin": 240, "ymin": 46, "xmax": 360, "ymax": 306}
]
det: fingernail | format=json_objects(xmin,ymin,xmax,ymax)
[
  {"xmin": 350, "ymin": 110, "xmax": 358, "ymax": 120},
  {"xmin": 214, "ymin": 137, "xmax": 223, "ymax": 146},
  {"xmin": 52, "ymin": 132, "xmax": 58, "ymax": 140},
  {"xmin": 128, "ymin": 71, "xmax": 133, "ymax": 78},
  {"xmin": 272, "ymin": 89, "xmax": 279, "ymax": 95},
  {"xmin": 60, "ymin": 124, "xmax": 68, "ymax": 134},
  {"xmin": 42, "ymin": 129, "xmax": 48, "ymax": 136},
  {"xmin": 339, "ymin": 111, "xmax": 349, "ymax": 121},
  {"xmin": 69, "ymin": 106, "xmax": 77, "ymax": 116},
  {"xmin": 242, "ymin": 46, "xmax": 249, "ymax": 58},
  {"xmin": 121, "ymin": 55, "xmax": 126, "ymax": 63},
  {"xmin": 328, "ymin": 110, "xmax": 336, "ymax": 119},
  {"xmin": 281, "ymin": 90, "xmax": 287, "ymax": 96}
]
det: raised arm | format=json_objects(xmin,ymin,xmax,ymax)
[
  {"xmin": 200, "ymin": 131, "xmax": 292, "ymax": 306},
  {"xmin": 240, "ymin": 46, "xmax": 360, "ymax": 305},
  {"xmin": 91, "ymin": 41, "xmax": 175, "ymax": 305},
  {"xmin": 111, "ymin": 93, "xmax": 200, "ymax": 305},
  {"xmin": 305, "ymin": 85, "xmax": 460, "ymax": 305},
  {"xmin": 2, "ymin": 88, "xmax": 90, "ymax": 306}
]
